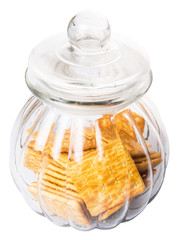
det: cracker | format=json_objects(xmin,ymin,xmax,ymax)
[
  {"xmin": 96, "ymin": 115, "xmax": 117, "ymax": 143},
  {"xmin": 136, "ymin": 157, "xmax": 162, "ymax": 173},
  {"xmin": 98, "ymin": 203, "xmax": 124, "ymax": 221},
  {"xmin": 24, "ymin": 146, "xmax": 42, "ymax": 173},
  {"xmin": 69, "ymin": 134, "xmax": 145, "ymax": 217},
  {"xmin": 41, "ymin": 180, "xmax": 80, "ymax": 199},
  {"xmin": 42, "ymin": 173, "xmax": 77, "ymax": 192},
  {"xmin": 24, "ymin": 144, "xmax": 69, "ymax": 172},
  {"xmin": 114, "ymin": 110, "xmax": 145, "ymax": 141},
  {"xmin": 119, "ymin": 130, "xmax": 145, "ymax": 158},
  {"xmin": 133, "ymin": 152, "xmax": 161, "ymax": 163},
  {"xmin": 28, "ymin": 182, "xmax": 91, "ymax": 226},
  {"xmin": 43, "ymin": 151, "xmax": 68, "ymax": 169},
  {"xmin": 141, "ymin": 169, "xmax": 157, "ymax": 187},
  {"xmin": 29, "ymin": 126, "xmax": 96, "ymax": 154},
  {"xmin": 131, "ymin": 112, "xmax": 145, "ymax": 133},
  {"xmin": 114, "ymin": 110, "xmax": 137, "ymax": 140}
]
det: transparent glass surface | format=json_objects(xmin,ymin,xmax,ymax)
[
  {"xmin": 10, "ymin": 95, "xmax": 169, "ymax": 230},
  {"xmin": 26, "ymin": 10, "xmax": 151, "ymax": 107}
]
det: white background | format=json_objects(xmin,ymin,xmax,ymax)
[{"xmin": 0, "ymin": 0, "xmax": 176, "ymax": 239}]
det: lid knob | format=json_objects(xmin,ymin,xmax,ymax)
[{"xmin": 67, "ymin": 10, "xmax": 111, "ymax": 51}]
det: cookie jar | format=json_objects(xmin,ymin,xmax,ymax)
[{"xmin": 10, "ymin": 11, "xmax": 169, "ymax": 230}]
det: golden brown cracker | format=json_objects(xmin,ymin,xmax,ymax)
[
  {"xmin": 29, "ymin": 125, "xmax": 96, "ymax": 154},
  {"xmin": 131, "ymin": 112, "xmax": 145, "ymax": 133},
  {"xmin": 141, "ymin": 169, "xmax": 157, "ymax": 187},
  {"xmin": 133, "ymin": 152, "xmax": 161, "ymax": 163},
  {"xmin": 119, "ymin": 130, "xmax": 145, "ymax": 158},
  {"xmin": 136, "ymin": 157, "xmax": 162, "ymax": 173},
  {"xmin": 96, "ymin": 115, "xmax": 117, "ymax": 143},
  {"xmin": 69, "ymin": 134, "xmax": 145, "ymax": 217},
  {"xmin": 41, "ymin": 180, "xmax": 81, "ymax": 199},
  {"xmin": 24, "ymin": 146, "xmax": 42, "ymax": 172},
  {"xmin": 98, "ymin": 203, "xmax": 124, "ymax": 221},
  {"xmin": 114, "ymin": 110, "xmax": 145, "ymax": 141},
  {"xmin": 24, "ymin": 145, "xmax": 69, "ymax": 172},
  {"xmin": 114, "ymin": 110, "xmax": 137, "ymax": 140},
  {"xmin": 28, "ymin": 182, "xmax": 91, "ymax": 226},
  {"xmin": 42, "ymin": 173, "xmax": 76, "ymax": 192}
]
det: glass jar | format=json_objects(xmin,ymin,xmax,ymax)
[{"xmin": 10, "ymin": 11, "xmax": 169, "ymax": 230}]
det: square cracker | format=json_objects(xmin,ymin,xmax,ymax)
[
  {"xmin": 69, "ymin": 133, "xmax": 145, "ymax": 217},
  {"xmin": 28, "ymin": 182, "xmax": 91, "ymax": 227},
  {"xmin": 24, "ymin": 144, "xmax": 69, "ymax": 173},
  {"xmin": 98, "ymin": 202, "xmax": 124, "ymax": 221},
  {"xmin": 24, "ymin": 146, "xmax": 42, "ymax": 173},
  {"xmin": 119, "ymin": 130, "xmax": 145, "ymax": 158},
  {"xmin": 95, "ymin": 111, "xmax": 145, "ymax": 149},
  {"xmin": 29, "ymin": 125, "xmax": 96, "ymax": 154},
  {"xmin": 96, "ymin": 115, "xmax": 117, "ymax": 143},
  {"xmin": 131, "ymin": 112, "xmax": 145, "ymax": 133},
  {"xmin": 114, "ymin": 110, "xmax": 137, "ymax": 140}
]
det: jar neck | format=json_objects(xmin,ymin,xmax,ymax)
[{"xmin": 26, "ymin": 70, "xmax": 152, "ymax": 115}]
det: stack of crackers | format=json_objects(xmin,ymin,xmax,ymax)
[{"xmin": 24, "ymin": 110, "xmax": 162, "ymax": 226}]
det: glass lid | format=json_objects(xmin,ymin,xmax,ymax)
[{"xmin": 26, "ymin": 10, "xmax": 152, "ymax": 107}]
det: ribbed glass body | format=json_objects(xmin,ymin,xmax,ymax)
[{"xmin": 10, "ymin": 95, "xmax": 169, "ymax": 230}]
